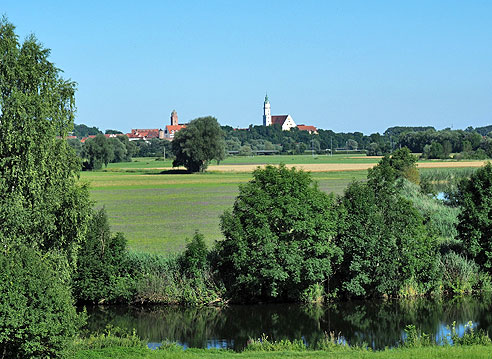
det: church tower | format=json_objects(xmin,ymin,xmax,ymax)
[
  {"xmin": 263, "ymin": 93, "xmax": 271, "ymax": 126},
  {"xmin": 171, "ymin": 110, "xmax": 178, "ymax": 126}
]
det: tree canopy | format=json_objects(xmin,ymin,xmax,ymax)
[
  {"xmin": 172, "ymin": 116, "xmax": 226, "ymax": 172},
  {"xmin": 0, "ymin": 18, "xmax": 91, "ymax": 262},
  {"xmin": 0, "ymin": 17, "xmax": 90, "ymax": 357},
  {"xmin": 457, "ymin": 163, "xmax": 492, "ymax": 272},
  {"xmin": 216, "ymin": 165, "xmax": 342, "ymax": 302}
]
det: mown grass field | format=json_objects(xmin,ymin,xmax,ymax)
[
  {"xmin": 81, "ymin": 164, "xmax": 367, "ymax": 253},
  {"xmin": 81, "ymin": 154, "xmax": 488, "ymax": 254},
  {"xmin": 75, "ymin": 346, "xmax": 492, "ymax": 359}
]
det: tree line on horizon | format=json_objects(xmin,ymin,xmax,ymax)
[{"xmin": 71, "ymin": 121, "xmax": 492, "ymax": 165}]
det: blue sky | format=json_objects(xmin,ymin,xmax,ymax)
[{"xmin": 3, "ymin": 1, "xmax": 491, "ymax": 134}]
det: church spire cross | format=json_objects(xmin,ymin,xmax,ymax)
[{"xmin": 264, "ymin": 92, "xmax": 269, "ymax": 103}]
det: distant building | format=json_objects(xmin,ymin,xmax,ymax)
[
  {"xmin": 164, "ymin": 110, "xmax": 186, "ymax": 139},
  {"xmin": 262, "ymin": 94, "xmax": 296, "ymax": 131},
  {"xmin": 297, "ymin": 124, "xmax": 318, "ymax": 134},
  {"xmin": 126, "ymin": 128, "xmax": 163, "ymax": 141},
  {"xmin": 263, "ymin": 94, "xmax": 318, "ymax": 133}
]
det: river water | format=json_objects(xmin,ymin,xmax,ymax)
[{"xmin": 83, "ymin": 296, "xmax": 492, "ymax": 350}]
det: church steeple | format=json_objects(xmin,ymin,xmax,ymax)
[
  {"xmin": 263, "ymin": 93, "xmax": 271, "ymax": 126},
  {"xmin": 170, "ymin": 110, "xmax": 178, "ymax": 126}
]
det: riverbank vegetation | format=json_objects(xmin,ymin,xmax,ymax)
[{"xmin": 71, "ymin": 325, "xmax": 492, "ymax": 358}]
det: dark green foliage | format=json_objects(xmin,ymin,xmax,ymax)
[
  {"xmin": 73, "ymin": 123, "xmax": 102, "ymax": 138},
  {"xmin": 134, "ymin": 138, "xmax": 172, "ymax": 158},
  {"xmin": 217, "ymin": 165, "xmax": 342, "ymax": 302},
  {"xmin": 82, "ymin": 134, "xmax": 114, "ymax": 170},
  {"xmin": 336, "ymin": 181, "xmax": 439, "ymax": 298},
  {"xmin": 105, "ymin": 129, "xmax": 123, "ymax": 135},
  {"xmin": 336, "ymin": 154, "xmax": 439, "ymax": 298},
  {"xmin": 180, "ymin": 231, "xmax": 209, "ymax": 277},
  {"xmin": 109, "ymin": 137, "xmax": 127, "ymax": 163},
  {"xmin": 125, "ymin": 251, "xmax": 223, "ymax": 305},
  {"xmin": 457, "ymin": 163, "xmax": 492, "ymax": 272},
  {"xmin": 368, "ymin": 147, "xmax": 419, "ymax": 187},
  {"xmin": 422, "ymin": 142, "xmax": 447, "ymax": 159},
  {"xmin": 74, "ymin": 209, "xmax": 134, "ymax": 303},
  {"xmin": 0, "ymin": 246, "xmax": 83, "ymax": 358},
  {"xmin": 172, "ymin": 116, "xmax": 226, "ymax": 172}
]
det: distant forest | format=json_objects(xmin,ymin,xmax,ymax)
[{"xmin": 73, "ymin": 123, "xmax": 492, "ymax": 160}]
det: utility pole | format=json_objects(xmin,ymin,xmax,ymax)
[{"xmin": 330, "ymin": 137, "xmax": 333, "ymax": 156}]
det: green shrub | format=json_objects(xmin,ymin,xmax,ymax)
[
  {"xmin": 336, "ymin": 180, "xmax": 439, "ymax": 298},
  {"xmin": 450, "ymin": 321, "xmax": 491, "ymax": 346},
  {"xmin": 179, "ymin": 231, "xmax": 209, "ymax": 277},
  {"xmin": 401, "ymin": 325, "xmax": 432, "ymax": 348},
  {"xmin": 74, "ymin": 209, "xmax": 136, "ymax": 303},
  {"xmin": 217, "ymin": 165, "xmax": 341, "ymax": 302},
  {"xmin": 441, "ymin": 252, "xmax": 480, "ymax": 294},
  {"xmin": 313, "ymin": 332, "xmax": 364, "ymax": 351},
  {"xmin": 73, "ymin": 326, "xmax": 144, "ymax": 350},
  {"xmin": 402, "ymin": 180, "xmax": 459, "ymax": 239},
  {"xmin": 244, "ymin": 334, "xmax": 306, "ymax": 352},
  {"xmin": 127, "ymin": 250, "xmax": 223, "ymax": 305},
  {"xmin": 0, "ymin": 246, "xmax": 83, "ymax": 359},
  {"xmin": 457, "ymin": 163, "xmax": 492, "ymax": 273}
]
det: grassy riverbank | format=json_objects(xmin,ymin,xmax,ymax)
[{"xmin": 75, "ymin": 346, "xmax": 492, "ymax": 359}]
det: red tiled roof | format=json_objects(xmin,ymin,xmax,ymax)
[
  {"xmin": 80, "ymin": 135, "xmax": 97, "ymax": 143},
  {"xmin": 297, "ymin": 125, "xmax": 317, "ymax": 132},
  {"xmin": 166, "ymin": 125, "xmax": 186, "ymax": 132},
  {"xmin": 130, "ymin": 129, "xmax": 160, "ymax": 138},
  {"xmin": 271, "ymin": 115, "xmax": 288, "ymax": 125}
]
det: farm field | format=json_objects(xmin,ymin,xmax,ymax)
[
  {"xmin": 81, "ymin": 168, "xmax": 367, "ymax": 254},
  {"xmin": 81, "ymin": 154, "xmax": 489, "ymax": 254}
]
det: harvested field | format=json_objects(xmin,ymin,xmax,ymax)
[{"xmin": 206, "ymin": 160, "xmax": 491, "ymax": 173}]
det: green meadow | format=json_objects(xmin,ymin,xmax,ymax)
[
  {"xmin": 81, "ymin": 155, "xmax": 369, "ymax": 254},
  {"xmin": 74, "ymin": 346, "xmax": 492, "ymax": 359},
  {"xmin": 107, "ymin": 154, "xmax": 381, "ymax": 169},
  {"xmin": 82, "ymin": 154, "xmax": 483, "ymax": 254}
]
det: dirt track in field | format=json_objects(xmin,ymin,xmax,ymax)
[{"xmin": 207, "ymin": 161, "xmax": 490, "ymax": 173}]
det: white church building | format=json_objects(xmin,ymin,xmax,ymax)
[{"xmin": 263, "ymin": 94, "xmax": 297, "ymax": 131}]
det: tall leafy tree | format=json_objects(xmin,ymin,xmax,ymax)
[
  {"xmin": 457, "ymin": 163, "xmax": 492, "ymax": 272},
  {"xmin": 217, "ymin": 165, "xmax": 342, "ymax": 302},
  {"xmin": 172, "ymin": 116, "xmax": 225, "ymax": 172},
  {"xmin": 0, "ymin": 18, "xmax": 90, "ymax": 358},
  {"xmin": 82, "ymin": 134, "xmax": 114, "ymax": 170},
  {"xmin": 0, "ymin": 18, "xmax": 91, "ymax": 262}
]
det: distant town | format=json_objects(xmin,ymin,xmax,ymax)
[{"xmin": 70, "ymin": 95, "xmax": 318, "ymax": 143}]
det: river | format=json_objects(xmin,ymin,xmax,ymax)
[{"xmin": 83, "ymin": 296, "xmax": 492, "ymax": 350}]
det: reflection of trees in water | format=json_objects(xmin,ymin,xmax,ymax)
[{"xmin": 82, "ymin": 295, "xmax": 492, "ymax": 350}]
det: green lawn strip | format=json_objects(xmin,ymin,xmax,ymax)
[{"xmin": 74, "ymin": 346, "xmax": 492, "ymax": 359}]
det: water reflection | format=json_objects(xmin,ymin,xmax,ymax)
[{"xmin": 82, "ymin": 295, "xmax": 492, "ymax": 350}]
